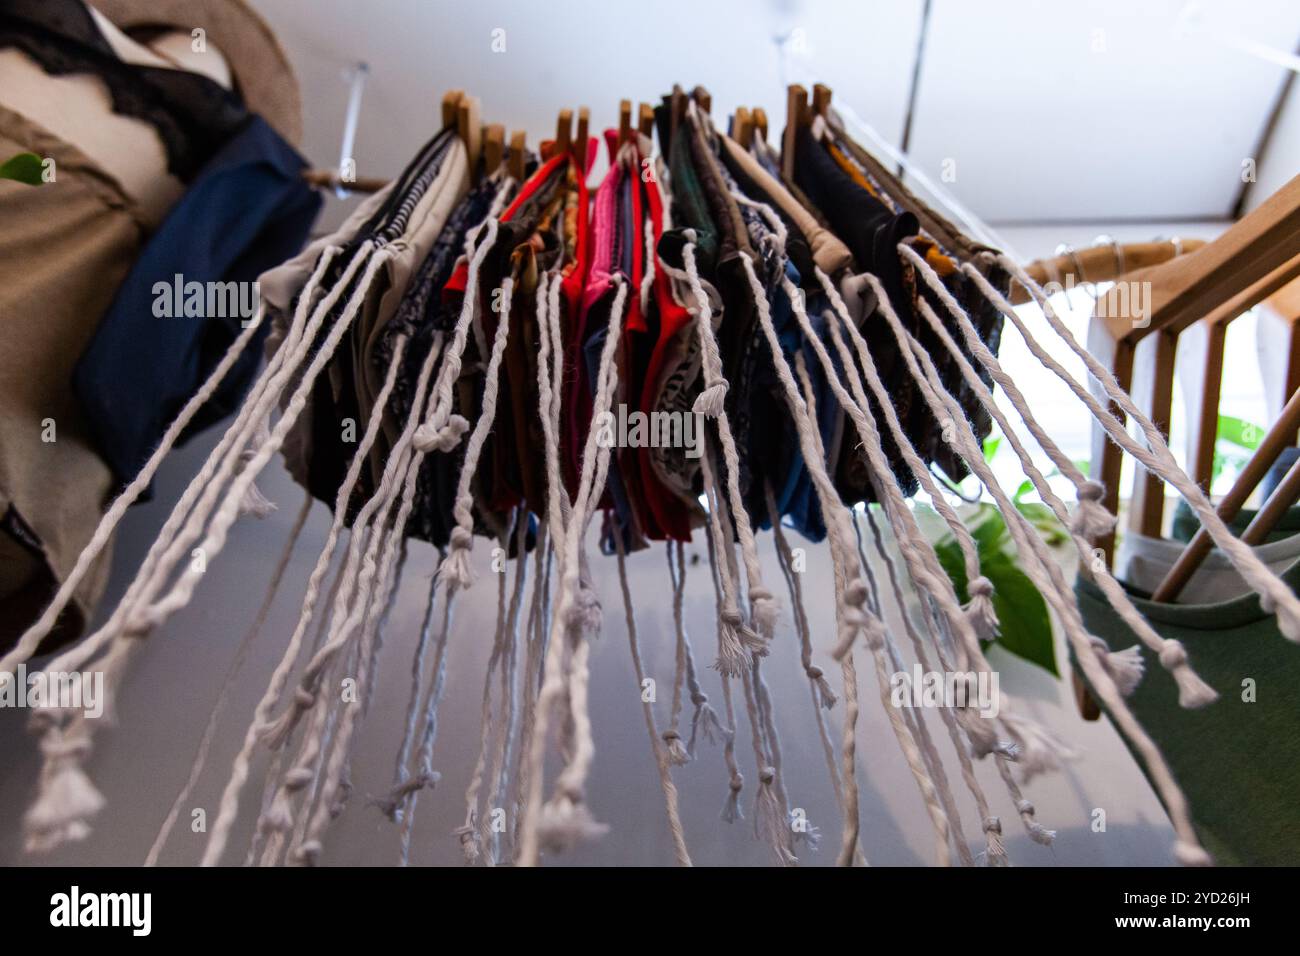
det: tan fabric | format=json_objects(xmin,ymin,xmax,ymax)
[
  {"xmin": 719, "ymin": 133, "xmax": 853, "ymax": 276},
  {"xmin": 0, "ymin": 48, "xmax": 183, "ymax": 229},
  {"xmin": 0, "ymin": 105, "xmax": 148, "ymax": 655}
]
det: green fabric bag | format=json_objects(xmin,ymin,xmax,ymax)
[
  {"xmin": 1170, "ymin": 498, "xmax": 1300, "ymax": 545},
  {"xmin": 1075, "ymin": 560, "xmax": 1300, "ymax": 865}
]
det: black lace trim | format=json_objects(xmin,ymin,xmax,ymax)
[{"xmin": 0, "ymin": 0, "xmax": 249, "ymax": 181}]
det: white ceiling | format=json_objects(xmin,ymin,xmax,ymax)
[{"xmin": 250, "ymin": 0, "xmax": 1300, "ymax": 231}]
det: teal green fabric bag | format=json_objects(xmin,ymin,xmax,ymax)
[
  {"xmin": 1075, "ymin": 560, "xmax": 1300, "ymax": 865},
  {"xmin": 1170, "ymin": 498, "xmax": 1300, "ymax": 545}
]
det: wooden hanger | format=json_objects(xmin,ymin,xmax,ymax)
[
  {"xmin": 618, "ymin": 98, "xmax": 632, "ymax": 144},
  {"xmin": 669, "ymin": 84, "xmax": 686, "ymax": 145},
  {"xmin": 455, "ymin": 94, "xmax": 482, "ymax": 179},
  {"xmin": 440, "ymin": 88, "xmax": 464, "ymax": 129},
  {"xmin": 1011, "ymin": 239, "xmax": 1206, "ymax": 305},
  {"xmin": 508, "ymin": 129, "xmax": 526, "ymax": 181},
  {"xmin": 692, "ymin": 85, "xmax": 711, "ymax": 116},
  {"xmin": 545, "ymin": 107, "xmax": 572, "ymax": 163},
  {"xmin": 1089, "ymin": 174, "xmax": 1300, "ymax": 561},
  {"xmin": 637, "ymin": 101, "xmax": 655, "ymax": 139},
  {"xmin": 483, "ymin": 123, "xmax": 504, "ymax": 175},
  {"xmin": 733, "ymin": 106, "xmax": 754, "ymax": 149},
  {"xmin": 811, "ymin": 82, "xmax": 833, "ymax": 119},
  {"xmin": 300, "ymin": 169, "xmax": 387, "ymax": 193},
  {"xmin": 753, "ymin": 107, "xmax": 769, "ymax": 146},
  {"xmin": 781, "ymin": 84, "xmax": 809, "ymax": 181}
]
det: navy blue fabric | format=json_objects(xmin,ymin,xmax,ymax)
[{"xmin": 74, "ymin": 116, "xmax": 320, "ymax": 489}]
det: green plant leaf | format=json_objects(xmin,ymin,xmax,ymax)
[
  {"xmin": 931, "ymin": 507, "xmax": 1058, "ymax": 676},
  {"xmin": 0, "ymin": 152, "xmax": 44, "ymax": 185},
  {"xmin": 980, "ymin": 552, "xmax": 1058, "ymax": 676},
  {"xmin": 1014, "ymin": 500, "xmax": 1069, "ymax": 544},
  {"xmin": 1013, "ymin": 478, "xmax": 1034, "ymax": 503},
  {"xmin": 969, "ymin": 506, "xmax": 1011, "ymax": 552},
  {"xmin": 1217, "ymin": 414, "xmax": 1263, "ymax": 451},
  {"xmin": 982, "ymin": 434, "xmax": 1002, "ymax": 463}
]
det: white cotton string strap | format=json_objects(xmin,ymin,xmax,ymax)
[
  {"xmin": 412, "ymin": 216, "xmax": 502, "ymax": 456},
  {"xmin": 509, "ymin": 528, "xmax": 553, "ymax": 860},
  {"xmin": 737, "ymin": 250, "xmax": 870, "ymax": 860},
  {"xmin": 715, "ymin": 478, "xmax": 802, "ymax": 859},
  {"xmin": 201, "ymin": 319, "xmax": 439, "ymax": 867},
  {"xmin": 235, "ymin": 414, "xmax": 279, "ymax": 519},
  {"xmin": 0, "ymin": 249, "xmax": 334, "ymax": 675},
  {"xmin": 702, "ymin": 527, "xmax": 746, "ymax": 824},
  {"xmin": 857, "ymin": 509, "xmax": 999, "ymax": 866},
  {"xmin": 531, "ymin": 279, "xmax": 634, "ymax": 853},
  {"xmin": 286, "ymin": 324, "xmax": 464, "ymax": 863},
  {"xmin": 437, "ymin": 273, "xmax": 517, "ymax": 591},
  {"xmin": 901, "ymin": 257, "xmax": 1209, "ymax": 707},
  {"xmin": 533, "ymin": 272, "xmax": 574, "ymax": 543},
  {"xmin": 484, "ymin": 516, "xmax": 531, "ymax": 865},
  {"xmin": 246, "ymin": 547, "xmax": 348, "ymax": 866},
  {"xmin": 3, "ymin": 243, "xmax": 349, "ymax": 683},
  {"xmin": 296, "ymin": 454, "xmax": 423, "ymax": 863},
  {"xmin": 963, "ymin": 250, "xmax": 1300, "ymax": 643},
  {"xmin": 21, "ymin": 244, "xmax": 384, "ymax": 856},
  {"xmin": 516, "ymin": 278, "xmax": 630, "ymax": 866},
  {"xmin": 456, "ymin": 519, "xmax": 516, "ymax": 864},
  {"xmin": 784, "ymin": 279, "xmax": 1004, "ymax": 865},
  {"xmin": 666, "ymin": 541, "xmax": 724, "ymax": 753},
  {"xmin": 739, "ymin": 252, "xmax": 885, "ymax": 667},
  {"xmin": 823, "ymin": 268, "xmax": 1066, "ymax": 778},
  {"xmin": 264, "ymin": 327, "xmax": 433, "ymax": 759},
  {"xmin": 400, "ymin": 561, "xmax": 459, "ymax": 865},
  {"xmin": 766, "ymin": 493, "xmax": 837, "ymax": 709},
  {"xmin": 864, "ymin": 269, "xmax": 1207, "ymax": 864},
  {"xmin": 766, "ymin": 489, "xmax": 844, "ymax": 799},
  {"xmin": 790, "ymin": 359, "xmax": 930, "ymax": 867},
  {"xmin": 813, "ymin": 267, "xmax": 1000, "ymax": 654},
  {"xmin": 614, "ymin": 534, "xmax": 693, "ymax": 866},
  {"xmin": 785, "ymin": 356, "xmax": 878, "ymax": 868},
  {"xmin": 662, "ymin": 544, "xmax": 691, "ymax": 765},
  {"xmin": 145, "ymin": 488, "xmax": 313, "ymax": 866},
  {"xmin": 707, "ymin": 460, "xmax": 802, "ymax": 866},
  {"xmin": 293, "ymin": 475, "xmax": 412, "ymax": 864},
  {"xmin": 735, "ymin": 220, "xmax": 946, "ymax": 862},
  {"xmin": 114, "ymin": 247, "xmax": 392, "ymax": 639},
  {"xmin": 269, "ymin": 434, "xmax": 417, "ymax": 859},
  {"xmin": 639, "ymin": 217, "xmax": 657, "ymax": 317},
  {"xmin": 507, "ymin": 272, "xmax": 567, "ymax": 828},
  {"xmin": 879, "ymin": 284, "xmax": 1192, "ymax": 853},
  {"xmin": 697, "ymin": 439, "xmax": 765, "ymax": 676},
  {"xmin": 737, "ymin": 667, "xmax": 798, "ymax": 866},
  {"xmin": 854, "ymin": 506, "xmax": 986, "ymax": 862},
  {"xmin": 680, "ymin": 236, "xmax": 780, "ymax": 640},
  {"xmin": 910, "ymin": 256, "xmax": 1114, "ymax": 541},
  {"xmin": 362, "ymin": 535, "xmax": 411, "ymax": 717},
  {"xmin": 780, "ymin": 272, "xmax": 998, "ymax": 751},
  {"xmin": 380, "ymin": 560, "xmax": 443, "ymax": 824}
]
